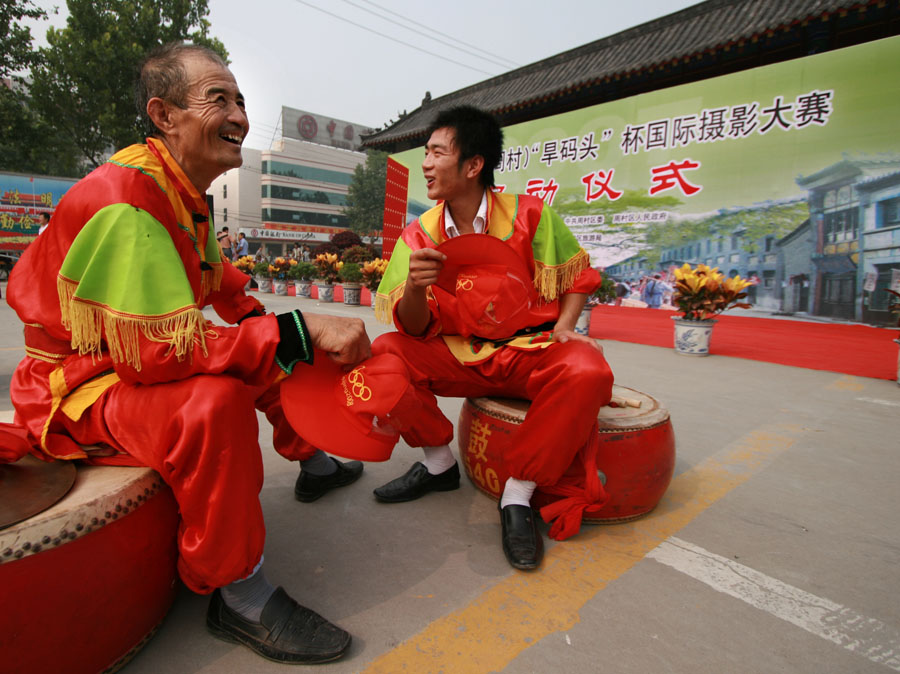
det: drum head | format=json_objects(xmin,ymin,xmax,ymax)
[
  {"xmin": 469, "ymin": 384, "xmax": 669, "ymax": 430},
  {"xmin": 0, "ymin": 455, "xmax": 77, "ymax": 530},
  {"xmin": 597, "ymin": 384, "xmax": 670, "ymax": 430}
]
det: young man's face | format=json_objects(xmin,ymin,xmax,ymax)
[{"xmin": 422, "ymin": 127, "xmax": 478, "ymax": 202}]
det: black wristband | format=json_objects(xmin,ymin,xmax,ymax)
[
  {"xmin": 236, "ymin": 308, "xmax": 265, "ymax": 324},
  {"xmin": 275, "ymin": 310, "xmax": 314, "ymax": 374}
]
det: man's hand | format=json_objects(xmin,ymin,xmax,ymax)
[
  {"xmin": 304, "ymin": 313, "xmax": 372, "ymax": 365},
  {"xmin": 396, "ymin": 247, "xmax": 447, "ymax": 336},
  {"xmin": 406, "ymin": 247, "xmax": 446, "ymax": 290},
  {"xmin": 552, "ymin": 328, "xmax": 604, "ymax": 352}
]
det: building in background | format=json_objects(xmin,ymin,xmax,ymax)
[{"xmin": 211, "ymin": 106, "xmax": 373, "ymax": 258}]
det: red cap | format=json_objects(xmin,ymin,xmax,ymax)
[
  {"xmin": 280, "ymin": 352, "xmax": 415, "ymax": 461},
  {"xmin": 434, "ymin": 234, "xmax": 535, "ymax": 339}
]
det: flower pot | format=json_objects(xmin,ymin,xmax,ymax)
[
  {"xmin": 256, "ymin": 276, "xmax": 272, "ymax": 293},
  {"xmin": 342, "ymin": 283, "xmax": 361, "ymax": 306},
  {"xmin": 296, "ymin": 279, "xmax": 311, "ymax": 298},
  {"xmin": 672, "ymin": 317, "xmax": 717, "ymax": 356},
  {"xmin": 316, "ymin": 282, "xmax": 334, "ymax": 303},
  {"xmin": 273, "ymin": 279, "xmax": 288, "ymax": 296},
  {"xmin": 574, "ymin": 306, "xmax": 592, "ymax": 336}
]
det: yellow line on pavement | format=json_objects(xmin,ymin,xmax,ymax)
[
  {"xmin": 362, "ymin": 425, "xmax": 800, "ymax": 674},
  {"xmin": 0, "ymin": 346, "xmax": 23, "ymax": 351}
]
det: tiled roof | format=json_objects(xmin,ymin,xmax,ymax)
[{"xmin": 363, "ymin": 0, "xmax": 895, "ymax": 150}]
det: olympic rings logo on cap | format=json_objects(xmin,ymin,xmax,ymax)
[
  {"xmin": 456, "ymin": 277, "xmax": 474, "ymax": 292},
  {"xmin": 347, "ymin": 367, "xmax": 372, "ymax": 401}
]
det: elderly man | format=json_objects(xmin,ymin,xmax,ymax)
[
  {"xmin": 372, "ymin": 106, "xmax": 614, "ymax": 570},
  {"xmin": 4, "ymin": 43, "xmax": 365, "ymax": 664}
]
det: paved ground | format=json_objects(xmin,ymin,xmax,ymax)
[{"xmin": 1, "ymin": 284, "xmax": 898, "ymax": 674}]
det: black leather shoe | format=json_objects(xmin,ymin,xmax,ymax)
[
  {"xmin": 295, "ymin": 458, "xmax": 363, "ymax": 502},
  {"xmin": 499, "ymin": 504, "xmax": 544, "ymax": 570},
  {"xmin": 373, "ymin": 461, "xmax": 460, "ymax": 503},
  {"xmin": 206, "ymin": 587, "xmax": 351, "ymax": 664}
]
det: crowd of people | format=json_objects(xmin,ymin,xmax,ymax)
[{"xmin": 608, "ymin": 273, "xmax": 676, "ymax": 309}]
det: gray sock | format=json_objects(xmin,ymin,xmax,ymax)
[
  {"xmin": 221, "ymin": 563, "xmax": 276, "ymax": 623},
  {"xmin": 301, "ymin": 449, "xmax": 338, "ymax": 476}
]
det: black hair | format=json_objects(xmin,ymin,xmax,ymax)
[
  {"xmin": 135, "ymin": 42, "xmax": 227, "ymax": 138},
  {"xmin": 426, "ymin": 105, "xmax": 503, "ymax": 188}
]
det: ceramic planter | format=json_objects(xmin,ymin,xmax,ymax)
[
  {"xmin": 316, "ymin": 282, "xmax": 334, "ymax": 303},
  {"xmin": 672, "ymin": 317, "xmax": 717, "ymax": 356},
  {"xmin": 342, "ymin": 283, "xmax": 361, "ymax": 306}
]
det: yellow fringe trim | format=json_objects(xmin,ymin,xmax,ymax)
[
  {"xmin": 375, "ymin": 285, "xmax": 406, "ymax": 324},
  {"xmin": 58, "ymin": 276, "xmax": 208, "ymax": 372},
  {"xmin": 201, "ymin": 262, "xmax": 224, "ymax": 302},
  {"xmin": 533, "ymin": 249, "xmax": 591, "ymax": 302}
]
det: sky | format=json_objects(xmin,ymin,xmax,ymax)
[{"xmin": 25, "ymin": 0, "xmax": 702, "ymax": 151}]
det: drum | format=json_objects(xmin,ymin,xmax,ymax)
[
  {"xmin": 458, "ymin": 385, "xmax": 675, "ymax": 523},
  {"xmin": 0, "ymin": 464, "xmax": 179, "ymax": 674}
]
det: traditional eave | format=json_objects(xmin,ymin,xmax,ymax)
[{"xmin": 363, "ymin": 0, "xmax": 899, "ymax": 153}]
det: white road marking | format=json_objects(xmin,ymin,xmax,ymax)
[
  {"xmin": 855, "ymin": 397, "xmax": 900, "ymax": 408},
  {"xmin": 648, "ymin": 537, "xmax": 900, "ymax": 671}
]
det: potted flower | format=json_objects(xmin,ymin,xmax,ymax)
[
  {"xmin": 341, "ymin": 244, "xmax": 374, "ymax": 265},
  {"xmin": 313, "ymin": 253, "xmax": 342, "ymax": 302},
  {"xmin": 338, "ymin": 262, "xmax": 364, "ymax": 306},
  {"xmin": 269, "ymin": 257, "xmax": 295, "ymax": 296},
  {"xmin": 671, "ymin": 263, "xmax": 752, "ymax": 356},
  {"xmin": 232, "ymin": 255, "xmax": 255, "ymax": 290},
  {"xmin": 361, "ymin": 258, "xmax": 388, "ymax": 308},
  {"xmin": 290, "ymin": 260, "xmax": 317, "ymax": 299},
  {"xmin": 252, "ymin": 260, "xmax": 273, "ymax": 293}
]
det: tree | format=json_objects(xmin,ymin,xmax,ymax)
[
  {"xmin": 28, "ymin": 0, "xmax": 228, "ymax": 169},
  {"xmin": 0, "ymin": 0, "xmax": 81, "ymax": 175},
  {"xmin": 344, "ymin": 150, "xmax": 388, "ymax": 237}
]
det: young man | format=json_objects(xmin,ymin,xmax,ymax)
[
  {"xmin": 37, "ymin": 212, "xmax": 51, "ymax": 235},
  {"xmin": 234, "ymin": 231, "xmax": 249, "ymax": 259},
  {"xmin": 2, "ymin": 43, "xmax": 368, "ymax": 664},
  {"xmin": 372, "ymin": 106, "xmax": 614, "ymax": 570}
]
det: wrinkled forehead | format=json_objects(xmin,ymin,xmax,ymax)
[{"xmin": 182, "ymin": 53, "xmax": 240, "ymax": 94}]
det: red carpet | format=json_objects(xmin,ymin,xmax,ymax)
[{"xmin": 588, "ymin": 305, "xmax": 898, "ymax": 381}]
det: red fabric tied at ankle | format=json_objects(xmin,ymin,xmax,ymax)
[{"xmin": 280, "ymin": 352, "xmax": 415, "ymax": 461}]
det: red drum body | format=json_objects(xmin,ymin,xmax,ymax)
[
  {"xmin": 0, "ymin": 465, "xmax": 179, "ymax": 674},
  {"xmin": 458, "ymin": 385, "xmax": 676, "ymax": 523}
]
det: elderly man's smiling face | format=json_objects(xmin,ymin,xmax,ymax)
[{"xmin": 163, "ymin": 54, "xmax": 248, "ymax": 192}]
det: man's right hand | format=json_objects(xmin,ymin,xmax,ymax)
[
  {"xmin": 303, "ymin": 313, "xmax": 371, "ymax": 365},
  {"xmin": 405, "ymin": 247, "xmax": 446, "ymax": 290},
  {"xmin": 396, "ymin": 248, "xmax": 447, "ymax": 336}
]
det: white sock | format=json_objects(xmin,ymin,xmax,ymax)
[
  {"xmin": 500, "ymin": 477, "xmax": 537, "ymax": 508},
  {"xmin": 422, "ymin": 444, "xmax": 456, "ymax": 475}
]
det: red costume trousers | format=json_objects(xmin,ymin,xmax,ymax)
[
  {"xmin": 59, "ymin": 374, "xmax": 315, "ymax": 594},
  {"xmin": 373, "ymin": 334, "xmax": 614, "ymax": 486}
]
